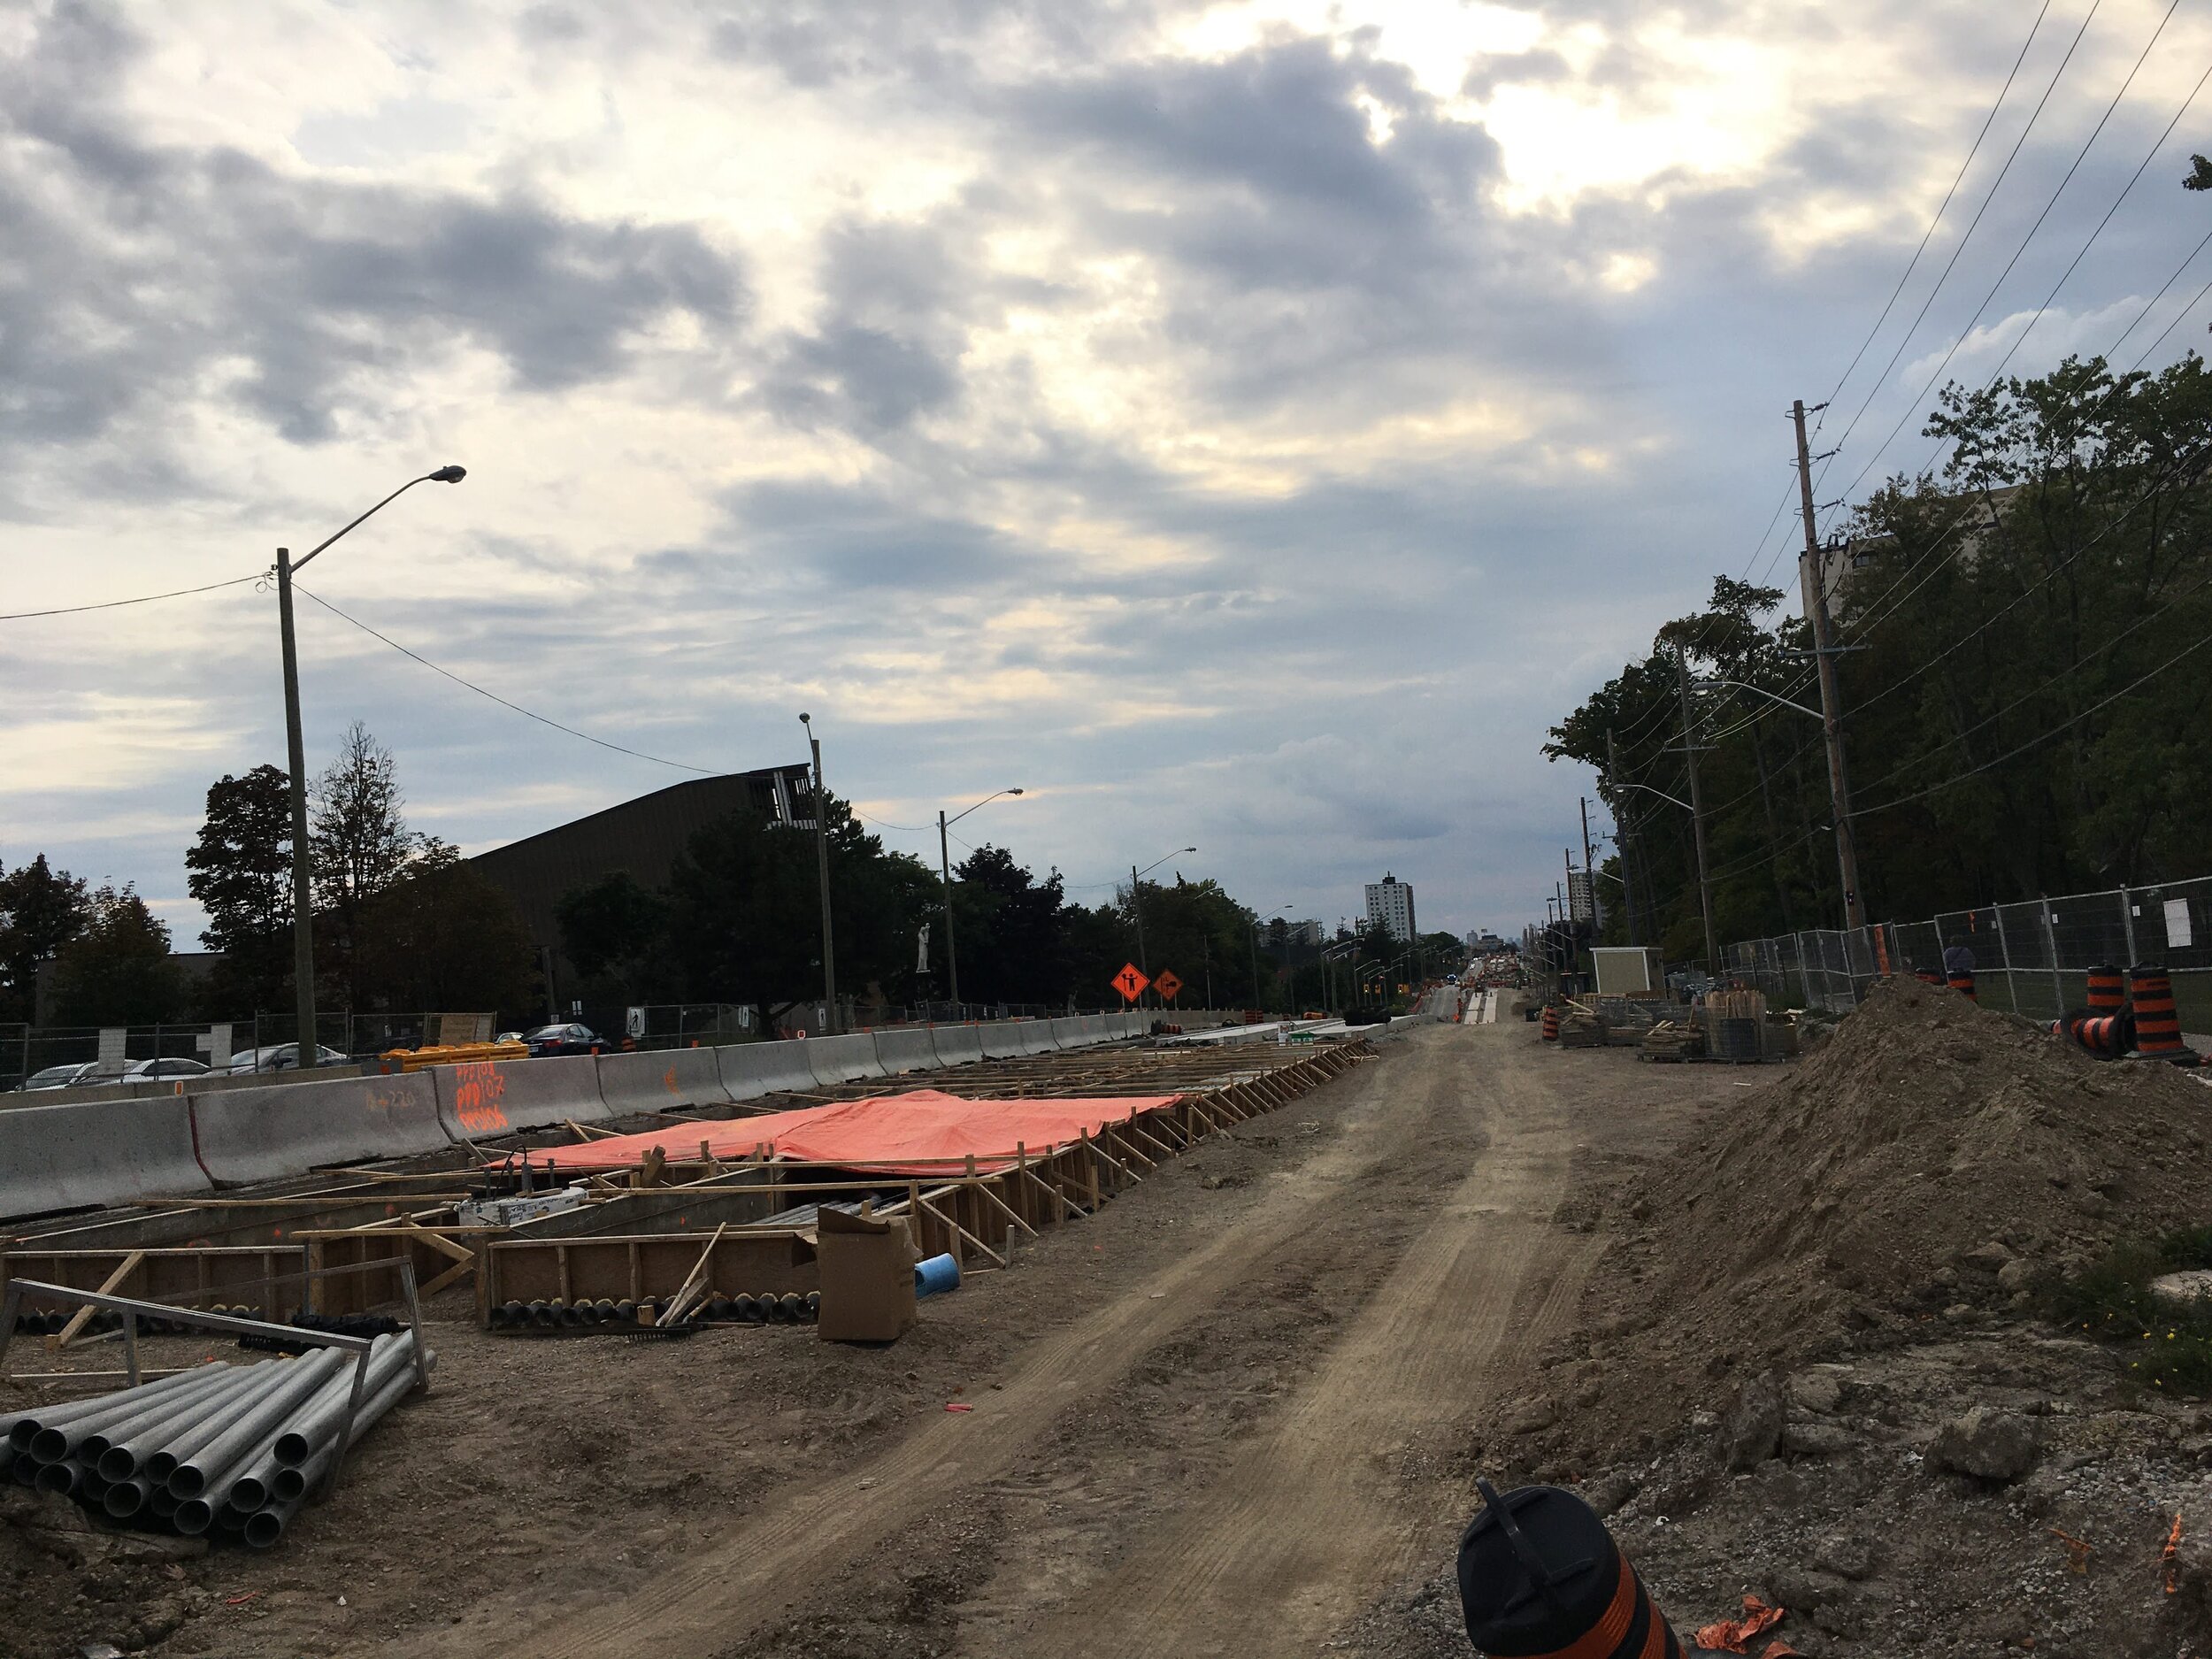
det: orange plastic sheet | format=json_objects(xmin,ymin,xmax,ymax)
[{"xmin": 531, "ymin": 1088, "xmax": 1183, "ymax": 1178}]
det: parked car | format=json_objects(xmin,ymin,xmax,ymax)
[
  {"xmin": 19, "ymin": 1062, "xmax": 107, "ymax": 1092},
  {"xmin": 523, "ymin": 1023, "xmax": 610, "ymax": 1057},
  {"xmin": 225, "ymin": 1043, "xmax": 349, "ymax": 1075},
  {"xmin": 122, "ymin": 1056, "xmax": 211, "ymax": 1084}
]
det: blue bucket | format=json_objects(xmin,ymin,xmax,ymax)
[{"xmin": 914, "ymin": 1253, "xmax": 961, "ymax": 1299}]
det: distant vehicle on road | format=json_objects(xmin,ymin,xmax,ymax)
[
  {"xmin": 19, "ymin": 1062, "xmax": 107, "ymax": 1092},
  {"xmin": 226, "ymin": 1043, "xmax": 349, "ymax": 1075},
  {"xmin": 123, "ymin": 1057, "xmax": 211, "ymax": 1084},
  {"xmin": 524, "ymin": 1023, "xmax": 611, "ymax": 1057}
]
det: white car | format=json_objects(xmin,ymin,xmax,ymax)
[
  {"xmin": 226, "ymin": 1043, "xmax": 349, "ymax": 1075},
  {"xmin": 123, "ymin": 1057, "xmax": 211, "ymax": 1084},
  {"xmin": 19, "ymin": 1062, "xmax": 108, "ymax": 1092}
]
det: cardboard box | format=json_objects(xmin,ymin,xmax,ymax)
[{"xmin": 817, "ymin": 1203, "xmax": 919, "ymax": 1343}]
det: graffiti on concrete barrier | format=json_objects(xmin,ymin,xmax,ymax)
[{"xmin": 453, "ymin": 1062, "xmax": 510, "ymax": 1135}]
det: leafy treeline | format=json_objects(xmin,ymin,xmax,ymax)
[
  {"xmin": 1548, "ymin": 351, "xmax": 2212, "ymax": 964},
  {"xmin": 557, "ymin": 814, "xmax": 1448, "ymax": 1029},
  {"xmin": 0, "ymin": 723, "xmax": 536, "ymax": 1028}
]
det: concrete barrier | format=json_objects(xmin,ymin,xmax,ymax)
[
  {"xmin": 1078, "ymin": 1014, "xmax": 1111, "ymax": 1045},
  {"xmin": 0, "ymin": 1097, "xmax": 211, "ymax": 1219},
  {"xmin": 432, "ymin": 1055, "xmax": 608, "ymax": 1141},
  {"xmin": 1014, "ymin": 1018, "xmax": 1059, "ymax": 1056},
  {"xmin": 715, "ymin": 1041, "xmax": 819, "ymax": 1102},
  {"xmin": 1048, "ymin": 1017, "xmax": 1087, "ymax": 1050},
  {"xmin": 975, "ymin": 1022, "xmax": 1029, "ymax": 1061},
  {"xmin": 595, "ymin": 1048, "xmax": 731, "ymax": 1118},
  {"xmin": 804, "ymin": 1033, "xmax": 885, "ymax": 1089},
  {"xmin": 929, "ymin": 1025, "xmax": 984, "ymax": 1068},
  {"xmin": 191, "ymin": 1073, "xmax": 446, "ymax": 1185},
  {"xmin": 872, "ymin": 1027, "xmax": 941, "ymax": 1076}
]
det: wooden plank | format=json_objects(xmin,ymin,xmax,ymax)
[{"xmin": 46, "ymin": 1250, "xmax": 143, "ymax": 1351}]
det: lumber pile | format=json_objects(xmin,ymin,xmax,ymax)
[{"xmin": 1641, "ymin": 1020, "xmax": 1704, "ymax": 1062}]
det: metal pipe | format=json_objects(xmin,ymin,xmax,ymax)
[
  {"xmin": 271, "ymin": 1358, "xmax": 425, "ymax": 1502},
  {"xmin": 170, "ymin": 1347, "xmax": 349, "ymax": 1499},
  {"xmin": 274, "ymin": 1333, "xmax": 419, "ymax": 1464},
  {"xmin": 149, "ymin": 1356, "xmax": 324, "ymax": 1485},
  {"xmin": 37, "ymin": 1366, "xmax": 242, "ymax": 1463},
  {"xmin": 94, "ymin": 1366, "xmax": 269, "ymax": 1479},
  {"xmin": 11, "ymin": 1364, "xmax": 230, "ymax": 1455},
  {"xmin": 34, "ymin": 1460, "xmax": 80, "ymax": 1496},
  {"xmin": 102, "ymin": 1476, "xmax": 150, "ymax": 1519}
]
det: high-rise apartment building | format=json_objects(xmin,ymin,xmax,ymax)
[{"xmin": 1364, "ymin": 873, "xmax": 1417, "ymax": 942}]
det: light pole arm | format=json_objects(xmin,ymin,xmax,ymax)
[
  {"xmin": 1615, "ymin": 781, "xmax": 1693, "ymax": 813},
  {"xmin": 291, "ymin": 473, "xmax": 442, "ymax": 574}
]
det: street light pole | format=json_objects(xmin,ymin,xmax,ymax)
[
  {"xmin": 275, "ymin": 465, "xmax": 465, "ymax": 1071},
  {"xmin": 1125, "ymin": 847, "xmax": 1194, "ymax": 1009},
  {"xmin": 938, "ymin": 788, "xmax": 1024, "ymax": 1010},
  {"xmin": 800, "ymin": 714, "xmax": 838, "ymax": 1034}
]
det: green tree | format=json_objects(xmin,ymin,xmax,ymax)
[
  {"xmin": 352, "ymin": 844, "xmax": 538, "ymax": 1018},
  {"xmin": 665, "ymin": 793, "xmax": 937, "ymax": 1028},
  {"xmin": 0, "ymin": 855, "xmax": 90, "ymax": 1023},
  {"xmin": 186, "ymin": 764, "xmax": 292, "ymax": 1010},
  {"xmin": 311, "ymin": 721, "xmax": 419, "ymax": 1002},
  {"xmin": 47, "ymin": 886, "xmax": 183, "ymax": 1026},
  {"xmin": 556, "ymin": 872, "xmax": 671, "ymax": 988},
  {"xmin": 949, "ymin": 845, "xmax": 1072, "ymax": 1006}
]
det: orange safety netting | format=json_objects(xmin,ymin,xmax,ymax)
[{"xmin": 532, "ymin": 1088, "xmax": 1183, "ymax": 1177}]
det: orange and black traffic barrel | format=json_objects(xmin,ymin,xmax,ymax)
[
  {"xmin": 2129, "ymin": 965, "xmax": 2193, "ymax": 1062},
  {"xmin": 1947, "ymin": 970, "xmax": 1977, "ymax": 1002},
  {"xmin": 2063, "ymin": 1006, "xmax": 2131, "ymax": 1060},
  {"xmin": 1459, "ymin": 1479, "xmax": 1682, "ymax": 1659},
  {"xmin": 2086, "ymin": 964, "xmax": 2126, "ymax": 1014},
  {"xmin": 1914, "ymin": 968, "xmax": 1943, "ymax": 986},
  {"xmin": 1540, "ymin": 1005, "xmax": 1561, "ymax": 1042}
]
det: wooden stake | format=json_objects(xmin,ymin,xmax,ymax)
[{"xmin": 46, "ymin": 1251, "xmax": 143, "ymax": 1351}]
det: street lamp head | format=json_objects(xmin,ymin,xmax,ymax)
[
  {"xmin": 428, "ymin": 465, "xmax": 466, "ymax": 483},
  {"xmin": 1008, "ymin": 788, "xmax": 1025, "ymax": 796},
  {"xmin": 799, "ymin": 711, "xmax": 812, "ymax": 726}
]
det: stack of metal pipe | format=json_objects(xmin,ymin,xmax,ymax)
[{"xmin": 1, "ymin": 1331, "xmax": 432, "ymax": 1548}]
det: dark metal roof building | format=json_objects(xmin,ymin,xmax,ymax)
[{"xmin": 471, "ymin": 766, "xmax": 811, "ymax": 968}]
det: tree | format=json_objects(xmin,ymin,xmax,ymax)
[
  {"xmin": 311, "ymin": 723, "xmax": 419, "ymax": 1002},
  {"xmin": 186, "ymin": 764, "xmax": 292, "ymax": 1010},
  {"xmin": 0, "ymin": 855, "xmax": 90, "ymax": 1023},
  {"xmin": 556, "ymin": 872, "xmax": 671, "ymax": 991},
  {"xmin": 352, "ymin": 843, "xmax": 538, "ymax": 1018},
  {"xmin": 665, "ymin": 793, "xmax": 938, "ymax": 1028},
  {"xmin": 47, "ymin": 886, "xmax": 183, "ymax": 1026},
  {"xmin": 948, "ymin": 845, "xmax": 1074, "ymax": 1006}
]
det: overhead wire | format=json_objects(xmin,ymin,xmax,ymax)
[
  {"xmin": 294, "ymin": 585, "xmax": 718, "ymax": 775},
  {"xmin": 0, "ymin": 572, "xmax": 260, "ymax": 621}
]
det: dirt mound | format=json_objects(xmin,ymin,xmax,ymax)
[{"xmin": 1575, "ymin": 978, "xmax": 2212, "ymax": 1457}]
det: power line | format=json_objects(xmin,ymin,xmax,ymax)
[
  {"xmin": 0, "ymin": 572, "xmax": 259, "ymax": 621},
  {"xmin": 1827, "ymin": 0, "xmax": 2175, "ymax": 510},
  {"xmin": 1816, "ymin": 0, "xmax": 2105, "ymax": 477},
  {"xmin": 1818, "ymin": 0, "xmax": 2058, "ymax": 422},
  {"xmin": 294, "ymin": 585, "xmax": 718, "ymax": 775}
]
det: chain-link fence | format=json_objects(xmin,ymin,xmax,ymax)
[{"xmin": 1726, "ymin": 875, "xmax": 2212, "ymax": 1033}]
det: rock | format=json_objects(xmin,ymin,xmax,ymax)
[
  {"xmin": 1582, "ymin": 1470, "xmax": 1639, "ymax": 1517},
  {"xmin": 1781, "ymin": 1419, "xmax": 1858, "ymax": 1456},
  {"xmin": 1509, "ymin": 1399, "xmax": 1556, "ymax": 1436},
  {"xmin": 1964, "ymin": 1241, "xmax": 2016, "ymax": 1272},
  {"xmin": 1788, "ymin": 1370, "xmax": 1846, "ymax": 1416},
  {"xmin": 1765, "ymin": 1565, "xmax": 1848, "ymax": 1611},
  {"xmin": 1927, "ymin": 1407, "xmax": 2040, "ymax": 1481},
  {"xmin": 1814, "ymin": 1535, "xmax": 1875, "ymax": 1579},
  {"xmin": 1724, "ymin": 1374, "xmax": 1786, "ymax": 1471},
  {"xmin": 1997, "ymin": 1257, "xmax": 2036, "ymax": 1293}
]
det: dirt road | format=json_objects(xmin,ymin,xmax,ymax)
[{"xmin": 366, "ymin": 1019, "xmax": 1637, "ymax": 1659}]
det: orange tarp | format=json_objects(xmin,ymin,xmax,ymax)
[{"xmin": 532, "ymin": 1088, "xmax": 1183, "ymax": 1177}]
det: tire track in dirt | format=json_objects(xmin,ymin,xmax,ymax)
[
  {"xmin": 388, "ymin": 1036, "xmax": 1457, "ymax": 1659},
  {"xmin": 1013, "ymin": 1025, "xmax": 1588, "ymax": 1658}
]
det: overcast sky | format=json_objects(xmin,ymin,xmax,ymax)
[{"xmin": 4, "ymin": 0, "xmax": 2210, "ymax": 947}]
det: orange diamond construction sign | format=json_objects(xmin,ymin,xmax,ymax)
[
  {"xmin": 1111, "ymin": 963, "xmax": 1150, "ymax": 1002},
  {"xmin": 1154, "ymin": 970, "xmax": 1183, "ymax": 1002}
]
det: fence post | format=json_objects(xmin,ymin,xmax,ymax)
[
  {"xmin": 2120, "ymin": 886, "xmax": 2138, "ymax": 966},
  {"xmin": 1991, "ymin": 908, "xmax": 2018, "ymax": 1014},
  {"xmin": 1794, "ymin": 933, "xmax": 1816, "ymax": 1010},
  {"xmin": 2039, "ymin": 895, "xmax": 2063, "ymax": 1018}
]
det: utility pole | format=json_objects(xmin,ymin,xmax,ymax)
[
  {"xmin": 937, "ymin": 811, "xmax": 960, "ymax": 1010},
  {"xmin": 800, "ymin": 714, "xmax": 839, "ymax": 1033},
  {"xmin": 275, "ymin": 547, "xmax": 319, "ymax": 1068},
  {"xmin": 1605, "ymin": 728, "xmax": 1641, "ymax": 946},
  {"xmin": 1677, "ymin": 650, "xmax": 1722, "ymax": 976},
  {"xmin": 1579, "ymin": 796, "xmax": 1601, "ymax": 933},
  {"xmin": 1130, "ymin": 865, "xmax": 1149, "ymax": 1007},
  {"xmin": 1793, "ymin": 397, "xmax": 1866, "ymax": 931}
]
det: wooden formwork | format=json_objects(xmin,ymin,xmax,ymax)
[
  {"xmin": 0, "ymin": 1244, "xmax": 313, "ymax": 1322},
  {"xmin": 463, "ymin": 1039, "xmax": 1375, "ymax": 1323}
]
